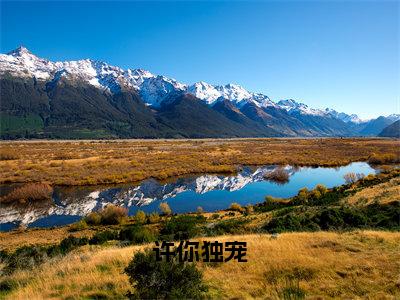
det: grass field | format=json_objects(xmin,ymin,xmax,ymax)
[
  {"xmin": 0, "ymin": 138, "xmax": 399, "ymax": 185},
  {"xmin": 2, "ymin": 231, "xmax": 399, "ymax": 299}
]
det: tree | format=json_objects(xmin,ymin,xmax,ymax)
[{"xmin": 125, "ymin": 250, "xmax": 208, "ymax": 299}]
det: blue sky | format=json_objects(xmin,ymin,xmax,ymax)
[{"xmin": 1, "ymin": 1, "xmax": 398, "ymax": 119}]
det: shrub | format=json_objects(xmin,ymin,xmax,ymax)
[
  {"xmin": 134, "ymin": 210, "xmax": 146, "ymax": 224},
  {"xmin": 69, "ymin": 219, "xmax": 88, "ymax": 232},
  {"xmin": 208, "ymin": 218, "xmax": 249, "ymax": 235},
  {"xmin": 56, "ymin": 236, "xmax": 89, "ymax": 255},
  {"xmin": 3, "ymin": 236, "xmax": 88, "ymax": 274},
  {"xmin": 148, "ymin": 212, "xmax": 160, "ymax": 224},
  {"xmin": 125, "ymin": 249, "xmax": 208, "ymax": 299},
  {"xmin": 0, "ymin": 150, "xmax": 19, "ymax": 160},
  {"xmin": 264, "ymin": 167, "xmax": 289, "ymax": 184},
  {"xmin": 0, "ymin": 183, "xmax": 53, "ymax": 204},
  {"xmin": 210, "ymin": 213, "xmax": 220, "ymax": 220},
  {"xmin": 3, "ymin": 245, "xmax": 49, "ymax": 274},
  {"xmin": 99, "ymin": 205, "xmax": 128, "ymax": 225},
  {"xmin": 344, "ymin": 172, "xmax": 364, "ymax": 184},
  {"xmin": 245, "ymin": 205, "xmax": 254, "ymax": 215},
  {"xmin": 315, "ymin": 184, "xmax": 327, "ymax": 195},
  {"xmin": 229, "ymin": 202, "xmax": 243, "ymax": 212},
  {"xmin": 196, "ymin": 206, "xmax": 204, "ymax": 214},
  {"xmin": 160, "ymin": 215, "xmax": 206, "ymax": 240},
  {"xmin": 0, "ymin": 278, "xmax": 17, "ymax": 294},
  {"xmin": 119, "ymin": 225, "xmax": 156, "ymax": 244},
  {"xmin": 85, "ymin": 212, "xmax": 102, "ymax": 225},
  {"xmin": 368, "ymin": 153, "xmax": 399, "ymax": 164},
  {"xmin": 296, "ymin": 187, "xmax": 309, "ymax": 204},
  {"xmin": 159, "ymin": 202, "xmax": 172, "ymax": 215},
  {"xmin": 89, "ymin": 230, "xmax": 118, "ymax": 245}
]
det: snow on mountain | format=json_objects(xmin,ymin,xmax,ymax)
[
  {"xmin": 139, "ymin": 75, "xmax": 187, "ymax": 107},
  {"xmin": 387, "ymin": 114, "xmax": 400, "ymax": 122},
  {"xmin": 0, "ymin": 46, "xmax": 372, "ymax": 120},
  {"xmin": 187, "ymin": 81, "xmax": 222, "ymax": 105},
  {"xmin": 325, "ymin": 108, "xmax": 365, "ymax": 124},
  {"xmin": 187, "ymin": 82, "xmax": 277, "ymax": 109},
  {"xmin": 277, "ymin": 99, "xmax": 327, "ymax": 116}
]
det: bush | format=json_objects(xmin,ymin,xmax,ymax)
[
  {"xmin": 119, "ymin": 225, "xmax": 156, "ymax": 244},
  {"xmin": 56, "ymin": 236, "xmax": 89, "ymax": 255},
  {"xmin": 196, "ymin": 206, "xmax": 204, "ymax": 214},
  {"xmin": 344, "ymin": 173, "xmax": 364, "ymax": 184},
  {"xmin": 0, "ymin": 183, "xmax": 53, "ymax": 204},
  {"xmin": 89, "ymin": 230, "xmax": 118, "ymax": 245},
  {"xmin": 0, "ymin": 278, "xmax": 17, "ymax": 293},
  {"xmin": 2, "ymin": 236, "xmax": 89, "ymax": 274},
  {"xmin": 263, "ymin": 202, "xmax": 400, "ymax": 233},
  {"xmin": 296, "ymin": 187, "xmax": 309, "ymax": 204},
  {"xmin": 264, "ymin": 167, "xmax": 289, "ymax": 184},
  {"xmin": 315, "ymin": 184, "xmax": 327, "ymax": 195},
  {"xmin": 134, "ymin": 210, "xmax": 146, "ymax": 224},
  {"xmin": 207, "ymin": 218, "xmax": 249, "ymax": 235},
  {"xmin": 0, "ymin": 150, "xmax": 19, "ymax": 160},
  {"xmin": 85, "ymin": 212, "xmax": 102, "ymax": 225},
  {"xmin": 160, "ymin": 215, "xmax": 206, "ymax": 241},
  {"xmin": 159, "ymin": 202, "xmax": 172, "ymax": 215},
  {"xmin": 368, "ymin": 153, "xmax": 399, "ymax": 164},
  {"xmin": 3, "ymin": 245, "xmax": 49, "ymax": 274},
  {"xmin": 229, "ymin": 202, "xmax": 243, "ymax": 212},
  {"xmin": 148, "ymin": 212, "xmax": 160, "ymax": 224},
  {"xmin": 69, "ymin": 219, "xmax": 88, "ymax": 232},
  {"xmin": 99, "ymin": 205, "xmax": 128, "ymax": 225},
  {"xmin": 125, "ymin": 249, "xmax": 208, "ymax": 299}
]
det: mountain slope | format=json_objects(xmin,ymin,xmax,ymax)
[
  {"xmin": 378, "ymin": 120, "xmax": 400, "ymax": 138},
  {"xmin": 0, "ymin": 46, "xmax": 397, "ymax": 139},
  {"xmin": 155, "ymin": 94, "xmax": 281, "ymax": 138}
]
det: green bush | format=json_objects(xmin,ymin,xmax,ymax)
[
  {"xmin": 119, "ymin": 225, "xmax": 156, "ymax": 244},
  {"xmin": 55, "ymin": 236, "xmax": 89, "ymax": 255},
  {"xmin": 89, "ymin": 230, "xmax": 118, "ymax": 245},
  {"xmin": 124, "ymin": 249, "xmax": 208, "ymax": 299},
  {"xmin": 160, "ymin": 215, "xmax": 206, "ymax": 241},
  {"xmin": 2, "ymin": 236, "xmax": 89, "ymax": 274},
  {"xmin": 207, "ymin": 218, "xmax": 249, "ymax": 236},
  {"xmin": 263, "ymin": 202, "xmax": 400, "ymax": 233}
]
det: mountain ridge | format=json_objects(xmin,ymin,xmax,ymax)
[{"xmin": 0, "ymin": 46, "xmax": 398, "ymax": 139}]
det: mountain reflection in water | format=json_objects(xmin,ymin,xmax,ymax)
[{"xmin": 0, "ymin": 162, "xmax": 377, "ymax": 230}]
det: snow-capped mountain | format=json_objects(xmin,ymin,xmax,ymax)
[
  {"xmin": 325, "ymin": 108, "xmax": 366, "ymax": 124},
  {"xmin": 277, "ymin": 99, "xmax": 327, "ymax": 116},
  {"xmin": 0, "ymin": 47, "xmax": 325, "ymax": 113},
  {"xmin": 1, "ymin": 46, "xmax": 396, "ymax": 138}
]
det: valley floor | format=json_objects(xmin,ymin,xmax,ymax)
[{"xmin": 1, "ymin": 138, "xmax": 399, "ymax": 186}]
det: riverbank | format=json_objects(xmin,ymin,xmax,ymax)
[{"xmin": 1, "ymin": 138, "xmax": 399, "ymax": 185}]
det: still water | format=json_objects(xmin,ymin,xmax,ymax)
[{"xmin": 0, "ymin": 162, "xmax": 377, "ymax": 231}]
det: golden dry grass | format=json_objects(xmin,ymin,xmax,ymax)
[
  {"xmin": 0, "ymin": 138, "xmax": 399, "ymax": 185},
  {"xmin": 3, "ymin": 231, "xmax": 400, "ymax": 299},
  {"xmin": 344, "ymin": 176, "xmax": 400, "ymax": 206}
]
